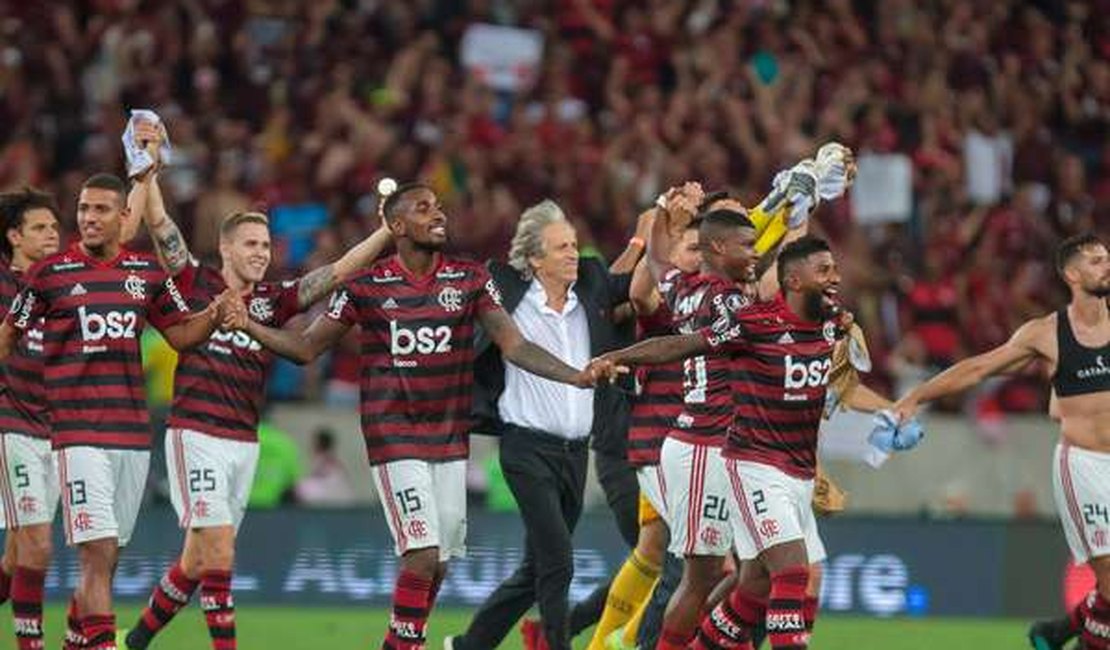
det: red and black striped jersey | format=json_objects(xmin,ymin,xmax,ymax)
[
  {"xmin": 661, "ymin": 269, "xmax": 751, "ymax": 447},
  {"xmin": 325, "ymin": 254, "xmax": 502, "ymax": 465},
  {"xmin": 5, "ymin": 245, "xmax": 193, "ymax": 450},
  {"xmin": 0, "ymin": 267, "xmax": 48, "ymax": 439},
  {"xmin": 701, "ymin": 292, "xmax": 838, "ymax": 479},
  {"xmin": 167, "ymin": 264, "xmax": 300, "ymax": 442},
  {"xmin": 626, "ymin": 298, "xmax": 680, "ymax": 467}
]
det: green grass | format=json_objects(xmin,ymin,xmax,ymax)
[{"xmin": 0, "ymin": 605, "xmax": 1030, "ymax": 649}]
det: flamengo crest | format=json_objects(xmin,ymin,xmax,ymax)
[{"xmin": 124, "ymin": 274, "xmax": 146, "ymax": 300}]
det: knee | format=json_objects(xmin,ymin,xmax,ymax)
[
  {"xmin": 78, "ymin": 540, "xmax": 118, "ymax": 576},
  {"xmin": 202, "ymin": 540, "xmax": 235, "ymax": 573},
  {"xmin": 806, "ymin": 562, "xmax": 823, "ymax": 598},
  {"xmin": 19, "ymin": 529, "xmax": 53, "ymax": 570},
  {"xmin": 401, "ymin": 548, "xmax": 440, "ymax": 579},
  {"xmin": 637, "ymin": 521, "xmax": 667, "ymax": 566}
]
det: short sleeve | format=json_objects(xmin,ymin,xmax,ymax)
[
  {"xmin": 148, "ymin": 273, "xmax": 194, "ymax": 331},
  {"xmin": 5, "ymin": 272, "xmax": 45, "ymax": 332},
  {"xmin": 273, "ymin": 279, "xmax": 302, "ymax": 325},
  {"xmin": 656, "ymin": 266, "xmax": 683, "ymax": 313},
  {"xmin": 699, "ymin": 287, "xmax": 751, "ymax": 352},
  {"xmin": 323, "ymin": 285, "xmax": 360, "ymax": 327},
  {"xmin": 473, "ymin": 265, "xmax": 504, "ymax": 317}
]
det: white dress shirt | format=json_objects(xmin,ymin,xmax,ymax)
[{"xmin": 498, "ymin": 279, "xmax": 594, "ymax": 440}]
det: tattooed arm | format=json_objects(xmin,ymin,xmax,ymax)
[
  {"xmin": 478, "ymin": 307, "xmax": 592, "ymax": 387},
  {"xmin": 296, "ymin": 224, "xmax": 392, "ymax": 310},
  {"xmin": 144, "ymin": 174, "xmax": 192, "ymax": 276}
]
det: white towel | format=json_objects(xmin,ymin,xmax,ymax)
[{"xmin": 122, "ymin": 109, "xmax": 172, "ymax": 178}]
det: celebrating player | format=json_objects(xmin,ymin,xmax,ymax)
[
  {"xmin": 597, "ymin": 236, "xmax": 920, "ymax": 649},
  {"xmin": 0, "ymin": 188, "xmax": 60, "ymax": 650},
  {"xmin": 0, "ymin": 173, "xmax": 235, "ymax": 650},
  {"xmin": 228, "ymin": 183, "xmax": 599, "ymax": 650},
  {"xmin": 890, "ymin": 233, "xmax": 1110, "ymax": 650},
  {"xmin": 120, "ymin": 120, "xmax": 394, "ymax": 649}
]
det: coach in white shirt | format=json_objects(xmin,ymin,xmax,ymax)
[{"xmin": 453, "ymin": 201, "xmax": 632, "ymax": 650}]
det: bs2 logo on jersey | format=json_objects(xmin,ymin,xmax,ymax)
[
  {"xmin": 389, "ymin": 321, "xmax": 452, "ymax": 364},
  {"xmin": 79, "ymin": 306, "xmax": 138, "ymax": 352}
]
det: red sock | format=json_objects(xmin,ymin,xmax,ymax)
[
  {"xmin": 1081, "ymin": 591, "xmax": 1110, "ymax": 649},
  {"xmin": 82, "ymin": 614, "xmax": 116, "ymax": 650},
  {"xmin": 131, "ymin": 561, "xmax": 200, "ymax": 646},
  {"xmin": 11, "ymin": 567, "xmax": 46, "ymax": 650},
  {"xmin": 803, "ymin": 596, "xmax": 818, "ymax": 633},
  {"xmin": 383, "ymin": 570, "xmax": 433, "ymax": 650},
  {"xmin": 0, "ymin": 566, "xmax": 11, "ymax": 604},
  {"xmin": 691, "ymin": 588, "xmax": 765, "ymax": 650},
  {"xmin": 201, "ymin": 570, "xmax": 236, "ymax": 650},
  {"xmin": 656, "ymin": 626, "xmax": 693, "ymax": 650},
  {"xmin": 767, "ymin": 567, "xmax": 809, "ymax": 649},
  {"xmin": 63, "ymin": 597, "xmax": 84, "ymax": 650},
  {"xmin": 1071, "ymin": 590, "xmax": 1095, "ymax": 633}
]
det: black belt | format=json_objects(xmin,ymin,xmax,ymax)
[{"xmin": 503, "ymin": 423, "xmax": 590, "ymax": 452}]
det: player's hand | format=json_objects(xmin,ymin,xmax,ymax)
[
  {"xmin": 891, "ymin": 396, "xmax": 920, "ymax": 424},
  {"xmin": 658, "ymin": 181, "xmax": 704, "ymax": 232},
  {"xmin": 132, "ymin": 120, "xmax": 166, "ymax": 177},
  {"xmin": 585, "ymin": 355, "xmax": 628, "ymax": 385},
  {"xmin": 779, "ymin": 160, "xmax": 820, "ymax": 228},
  {"xmin": 814, "ymin": 142, "xmax": 856, "ymax": 201},
  {"xmin": 215, "ymin": 289, "xmax": 248, "ymax": 331}
]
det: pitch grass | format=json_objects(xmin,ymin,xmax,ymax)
[{"xmin": 0, "ymin": 605, "xmax": 1030, "ymax": 649}]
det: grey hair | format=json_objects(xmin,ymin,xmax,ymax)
[{"xmin": 508, "ymin": 199, "xmax": 569, "ymax": 280}]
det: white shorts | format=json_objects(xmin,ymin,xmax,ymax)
[
  {"xmin": 166, "ymin": 429, "xmax": 259, "ymax": 532},
  {"xmin": 371, "ymin": 459, "xmax": 467, "ymax": 561},
  {"xmin": 636, "ymin": 464, "xmax": 668, "ymax": 525},
  {"xmin": 0, "ymin": 433, "xmax": 59, "ymax": 529},
  {"xmin": 1053, "ymin": 443, "xmax": 1110, "ymax": 563},
  {"xmin": 726, "ymin": 459, "xmax": 827, "ymax": 563},
  {"xmin": 661, "ymin": 437, "xmax": 733, "ymax": 557},
  {"xmin": 56, "ymin": 447, "xmax": 149, "ymax": 547}
]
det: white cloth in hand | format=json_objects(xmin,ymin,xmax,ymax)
[{"xmin": 122, "ymin": 109, "xmax": 172, "ymax": 178}]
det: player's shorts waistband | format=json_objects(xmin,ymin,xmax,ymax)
[
  {"xmin": 502, "ymin": 423, "xmax": 590, "ymax": 452},
  {"xmin": 1058, "ymin": 441, "xmax": 1110, "ymax": 461}
]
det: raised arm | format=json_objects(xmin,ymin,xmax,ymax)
[
  {"xmin": 121, "ymin": 175, "xmax": 152, "ymax": 244},
  {"xmin": 629, "ymin": 257, "xmax": 661, "ymax": 316},
  {"xmin": 608, "ymin": 208, "xmax": 652, "ymax": 275},
  {"xmin": 243, "ymin": 312, "xmax": 351, "ymax": 365},
  {"xmin": 478, "ymin": 308, "xmax": 591, "ymax": 387},
  {"xmin": 295, "ymin": 224, "xmax": 392, "ymax": 310},
  {"xmin": 144, "ymin": 174, "xmax": 193, "ymax": 276},
  {"xmin": 895, "ymin": 317, "xmax": 1049, "ymax": 419}
]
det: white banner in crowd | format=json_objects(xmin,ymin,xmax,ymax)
[
  {"xmin": 460, "ymin": 23, "xmax": 544, "ymax": 93},
  {"xmin": 850, "ymin": 153, "xmax": 913, "ymax": 224}
]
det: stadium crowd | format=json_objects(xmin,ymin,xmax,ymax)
[{"xmin": 1, "ymin": 0, "xmax": 1108, "ymax": 407}]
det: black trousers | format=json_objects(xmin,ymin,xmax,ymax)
[
  {"xmin": 456, "ymin": 425, "xmax": 589, "ymax": 650},
  {"xmin": 567, "ymin": 448, "xmax": 640, "ymax": 637}
]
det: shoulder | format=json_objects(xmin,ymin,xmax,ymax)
[
  {"xmin": 256, "ymin": 278, "xmax": 296, "ymax": 295},
  {"xmin": 120, "ymin": 250, "xmax": 160, "ymax": 268},
  {"xmin": 439, "ymin": 256, "xmax": 490, "ymax": 283},
  {"xmin": 1013, "ymin": 311, "xmax": 1057, "ymax": 346},
  {"xmin": 346, "ymin": 261, "xmax": 399, "ymax": 291},
  {"xmin": 28, "ymin": 251, "xmax": 76, "ymax": 277}
]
